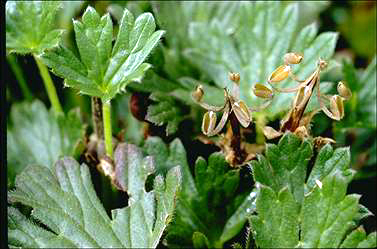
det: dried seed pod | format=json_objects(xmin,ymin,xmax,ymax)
[
  {"xmin": 337, "ymin": 81, "xmax": 352, "ymax": 100},
  {"xmin": 293, "ymin": 86, "xmax": 306, "ymax": 107},
  {"xmin": 202, "ymin": 111, "xmax": 217, "ymax": 135},
  {"xmin": 229, "ymin": 72, "xmax": 240, "ymax": 84},
  {"xmin": 268, "ymin": 65, "xmax": 291, "ymax": 83},
  {"xmin": 253, "ymin": 83, "xmax": 273, "ymax": 99},
  {"xmin": 192, "ymin": 85, "xmax": 204, "ymax": 102},
  {"xmin": 232, "ymin": 100, "xmax": 252, "ymax": 128},
  {"xmin": 330, "ymin": 95, "xmax": 344, "ymax": 120},
  {"xmin": 284, "ymin": 52, "xmax": 303, "ymax": 65},
  {"xmin": 263, "ymin": 126, "xmax": 282, "ymax": 140}
]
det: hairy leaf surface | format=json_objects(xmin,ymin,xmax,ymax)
[{"xmin": 8, "ymin": 143, "xmax": 181, "ymax": 248}]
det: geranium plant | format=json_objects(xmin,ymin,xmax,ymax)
[{"xmin": 5, "ymin": 1, "xmax": 376, "ymax": 248}]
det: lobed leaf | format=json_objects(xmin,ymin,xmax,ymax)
[
  {"xmin": 6, "ymin": 1, "xmax": 64, "ymax": 55},
  {"xmin": 300, "ymin": 170, "xmax": 359, "ymax": 248},
  {"xmin": 146, "ymin": 92, "xmax": 185, "ymax": 135},
  {"xmin": 7, "ymin": 99, "xmax": 85, "ymax": 187},
  {"xmin": 143, "ymin": 137, "xmax": 253, "ymax": 247},
  {"xmin": 340, "ymin": 227, "xmax": 377, "ymax": 248},
  {"xmin": 8, "ymin": 143, "xmax": 181, "ymax": 248},
  {"xmin": 39, "ymin": 6, "xmax": 164, "ymax": 101},
  {"xmin": 251, "ymin": 132, "xmax": 312, "ymax": 203},
  {"xmin": 249, "ymin": 133, "xmax": 376, "ymax": 248}
]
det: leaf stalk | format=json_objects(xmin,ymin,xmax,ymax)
[
  {"xmin": 33, "ymin": 55, "xmax": 63, "ymax": 114},
  {"xmin": 102, "ymin": 100, "xmax": 113, "ymax": 159}
]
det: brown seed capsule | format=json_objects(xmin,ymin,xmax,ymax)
[
  {"xmin": 330, "ymin": 95, "xmax": 344, "ymax": 120},
  {"xmin": 229, "ymin": 72, "xmax": 240, "ymax": 84},
  {"xmin": 253, "ymin": 83, "xmax": 274, "ymax": 99},
  {"xmin": 337, "ymin": 81, "xmax": 352, "ymax": 100},
  {"xmin": 202, "ymin": 111, "xmax": 217, "ymax": 135},
  {"xmin": 192, "ymin": 85, "xmax": 204, "ymax": 102},
  {"xmin": 268, "ymin": 65, "xmax": 291, "ymax": 83},
  {"xmin": 232, "ymin": 100, "xmax": 251, "ymax": 128},
  {"xmin": 284, "ymin": 52, "xmax": 303, "ymax": 65}
]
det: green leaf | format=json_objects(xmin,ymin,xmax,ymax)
[
  {"xmin": 153, "ymin": 1, "xmax": 241, "ymax": 49},
  {"xmin": 250, "ymin": 186, "xmax": 300, "ymax": 248},
  {"xmin": 8, "ymin": 207, "xmax": 76, "ymax": 248},
  {"xmin": 340, "ymin": 56, "xmax": 377, "ymax": 128},
  {"xmin": 341, "ymin": 227, "xmax": 377, "ymax": 248},
  {"xmin": 143, "ymin": 137, "xmax": 252, "ymax": 247},
  {"xmin": 251, "ymin": 132, "xmax": 312, "ymax": 203},
  {"xmin": 7, "ymin": 99, "xmax": 85, "ymax": 187},
  {"xmin": 192, "ymin": 231, "xmax": 210, "ymax": 249},
  {"xmin": 333, "ymin": 57, "xmax": 376, "ymax": 179},
  {"xmin": 249, "ymin": 133, "xmax": 376, "ymax": 248},
  {"xmin": 143, "ymin": 137, "xmax": 197, "ymax": 201},
  {"xmin": 300, "ymin": 170, "xmax": 358, "ymax": 248},
  {"xmin": 145, "ymin": 92, "xmax": 185, "ymax": 135},
  {"xmin": 183, "ymin": 2, "xmax": 338, "ymax": 118},
  {"xmin": 218, "ymin": 190, "xmax": 257, "ymax": 245},
  {"xmin": 8, "ymin": 144, "xmax": 181, "ymax": 248},
  {"xmin": 6, "ymin": 1, "xmax": 64, "ymax": 55},
  {"xmin": 39, "ymin": 6, "xmax": 164, "ymax": 101},
  {"xmin": 306, "ymin": 144, "xmax": 350, "ymax": 192}
]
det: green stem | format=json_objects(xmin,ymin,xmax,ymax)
[
  {"xmin": 102, "ymin": 100, "xmax": 113, "ymax": 159},
  {"xmin": 33, "ymin": 54, "xmax": 63, "ymax": 114},
  {"xmin": 7, "ymin": 54, "xmax": 32, "ymax": 100}
]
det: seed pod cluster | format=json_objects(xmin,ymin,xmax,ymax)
[
  {"xmin": 259, "ymin": 52, "xmax": 352, "ymax": 140},
  {"xmin": 192, "ymin": 72, "xmax": 254, "ymax": 137}
]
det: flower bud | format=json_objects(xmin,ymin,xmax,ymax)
[
  {"xmin": 284, "ymin": 52, "xmax": 303, "ymax": 65},
  {"xmin": 330, "ymin": 95, "xmax": 344, "ymax": 120},
  {"xmin": 192, "ymin": 85, "xmax": 204, "ymax": 102},
  {"xmin": 229, "ymin": 72, "xmax": 240, "ymax": 84},
  {"xmin": 337, "ymin": 81, "xmax": 352, "ymax": 100},
  {"xmin": 233, "ymin": 100, "xmax": 251, "ymax": 128},
  {"xmin": 202, "ymin": 111, "xmax": 217, "ymax": 135},
  {"xmin": 268, "ymin": 65, "xmax": 291, "ymax": 83},
  {"xmin": 253, "ymin": 83, "xmax": 273, "ymax": 99}
]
